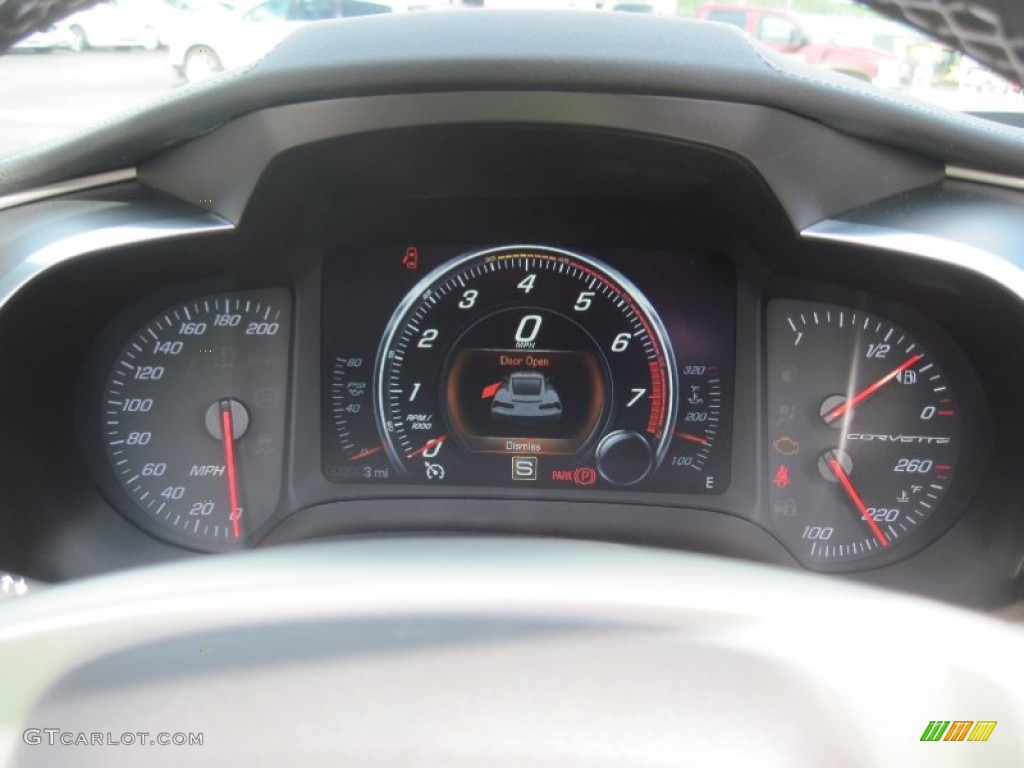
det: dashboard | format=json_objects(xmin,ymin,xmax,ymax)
[{"xmin": 0, "ymin": 15, "xmax": 1023, "ymax": 616}]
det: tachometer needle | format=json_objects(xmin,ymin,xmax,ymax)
[
  {"xmin": 827, "ymin": 452, "xmax": 889, "ymax": 548},
  {"xmin": 823, "ymin": 354, "xmax": 923, "ymax": 425},
  {"xmin": 408, "ymin": 434, "xmax": 448, "ymax": 458},
  {"xmin": 220, "ymin": 401, "xmax": 242, "ymax": 539}
]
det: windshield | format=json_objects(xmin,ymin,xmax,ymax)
[{"xmin": 0, "ymin": 0, "xmax": 1020, "ymax": 160}]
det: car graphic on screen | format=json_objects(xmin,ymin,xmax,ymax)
[{"xmin": 490, "ymin": 372, "xmax": 563, "ymax": 422}]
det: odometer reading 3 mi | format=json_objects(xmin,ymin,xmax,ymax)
[{"xmin": 375, "ymin": 246, "xmax": 678, "ymax": 487}]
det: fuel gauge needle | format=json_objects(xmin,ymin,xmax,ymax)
[
  {"xmin": 220, "ymin": 400, "xmax": 242, "ymax": 539},
  {"xmin": 827, "ymin": 452, "xmax": 889, "ymax": 548},
  {"xmin": 823, "ymin": 354, "xmax": 923, "ymax": 424}
]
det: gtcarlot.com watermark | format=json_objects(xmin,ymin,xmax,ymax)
[{"xmin": 23, "ymin": 730, "xmax": 203, "ymax": 747}]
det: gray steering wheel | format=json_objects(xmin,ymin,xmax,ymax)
[{"xmin": 1, "ymin": 537, "xmax": 1022, "ymax": 767}]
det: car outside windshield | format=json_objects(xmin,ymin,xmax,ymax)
[{"xmin": 0, "ymin": 0, "xmax": 1021, "ymax": 159}]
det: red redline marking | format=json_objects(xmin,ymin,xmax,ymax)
[
  {"xmin": 675, "ymin": 432, "xmax": 710, "ymax": 445},
  {"xmin": 938, "ymin": 410, "xmax": 955, "ymax": 416},
  {"xmin": 939, "ymin": 398, "xmax": 952, "ymax": 404},
  {"xmin": 349, "ymin": 445, "xmax": 384, "ymax": 461},
  {"xmin": 408, "ymin": 434, "xmax": 449, "ymax": 458},
  {"xmin": 828, "ymin": 456, "xmax": 889, "ymax": 548},
  {"xmin": 825, "ymin": 354, "xmax": 924, "ymax": 424},
  {"xmin": 574, "ymin": 259, "xmax": 669, "ymax": 436},
  {"xmin": 496, "ymin": 253, "xmax": 672, "ymax": 438},
  {"xmin": 935, "ymin": 465, "xmax": 952, "ymax": 470},
  {"xmin": 220, "ymin": 405, "xmax": 241, "ymax": 539},
  {"xmin": 647, "ymin": 360, "xmax": 665, "ymax": 435}
]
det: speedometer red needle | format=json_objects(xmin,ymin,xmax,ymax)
[
  {"xmin": 220, "ymin": 402, "xmax": 242, "ymax": 539},
  {"xmin": 824, "ymin": 354, "xmax": 923, "ymax": 424},
  {"xmin": 827, "ymin": 454, "xmax": 889, "ymax": 548}
]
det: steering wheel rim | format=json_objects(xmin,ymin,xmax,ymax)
[{"xmin": 1, "ymin": 537, "xmax": 1022, "ymax": 767}]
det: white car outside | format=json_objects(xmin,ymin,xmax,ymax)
[
  {"xmin": 9, "ymin": 25, "xmax": 73, "ymax": 51},
  {"xmin": 167, "ymin": 0, "xmax": 396, "ymax": 83},
  {"xmin": 62, "ymin": 0, "xmax": 192, "ymax": 51}
]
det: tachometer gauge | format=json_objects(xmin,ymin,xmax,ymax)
[
  {"xmin": 766, "ymin": 299, "xmax": 968, "ymax": 569},
  {"xmin": 92, "ymin": 289, "xmax": 291, "ymax": 551},
  {"xmin": 375, "ymin": 245, "xmax": 678, "ymax": 487}
]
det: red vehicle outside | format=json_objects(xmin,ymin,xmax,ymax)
[{"xmin": 696, "ymin": 4, "xmax": 906, "ymax": 87}]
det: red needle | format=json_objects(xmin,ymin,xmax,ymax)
[
  {"xmin": 220, "ymin": 402, "xmax": 241, "ymax": 539},
  {"xmin": 349, "ymin": 445, "xmax": 384, "ymax": 461},
  {"xmin": 675, "ymin": 431, "xmax": 710, "ymax": 446},
  {"xmin": 827, "ymin": 454, "xmax": 889, "ymax": 548},
  {"xmin": 408, "ymin": 434, "xmax": 448, "ymax": 458},
  {"xmin": 824, "ymin": 354, "xmax": 923, "ymax": 424}
]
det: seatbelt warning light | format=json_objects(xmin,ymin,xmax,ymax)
[{"xmin": 772, "ymin": 465, "xmax": 791, "ymax": 488}]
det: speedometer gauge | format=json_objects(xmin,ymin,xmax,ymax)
[
  {"xmin": 765, "ymin": 299, "xmax": 972, "ymax": 570},
  {"xmin": 91, "ymin": 289, "xmax": 291, "ymax": 551},
  {"xmin": 375, "ymin": 246, "xmax": 678, "ymax": 487}
]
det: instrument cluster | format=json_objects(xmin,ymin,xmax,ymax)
[{"xmin": 73, "ymin": 235, "xmax": 990, "ymax": 573}]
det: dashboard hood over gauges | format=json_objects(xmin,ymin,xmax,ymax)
[{"xmin": 1, "ymin": 9, "xmax": 1024, "ymax": 203}]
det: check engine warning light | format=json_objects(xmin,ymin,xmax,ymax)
[
  {"xmin": 402, "ymin": 247, "xmax": 419, "ymax": 271},
  {"xmin": 772, "ymin": 436, "xmax": 800, "ymax": 456},
  {"xmin": 772, "ymin": 465, "xmax": 791, "ymax": 489}
]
